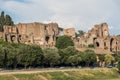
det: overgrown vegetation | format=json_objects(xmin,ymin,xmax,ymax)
[
  {"xmin": 75, "ymin": 30, "xmax": 85, "ymax": 37},
  {"xmin": 0, "ymin": 11, "xmax": 14, "ymax": 32},
  {"xmin": 55, "ymin": 35, "xmax": 74, "ymax": 49},
  {"xmin": 88, "ymin": 44, "xmax": 94, "ymax": 48},
  {"xmin": 0, "ymin": 37, "xmax": 119, "ymax": 69},
  {"xmin": 117, "ymin": 60, "xmax": 120, "ymax": 72}
]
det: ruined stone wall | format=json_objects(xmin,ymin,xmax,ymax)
[
  {"xmin": 63, "ymin": 28, "xmax": 75, "ymax": 39},
  {"xmin": 3, "ymin": 22, "xmax": 59, "ymax": 47},
  {"xmin": 78, "ymin": 22, "xmax": 120, "ymax": 52},
  {"xmin": 88, "ymin": 23, "xmax": 109, "ymax": 38}
]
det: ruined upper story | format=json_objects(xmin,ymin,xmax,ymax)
[
  {"xmin": 2, "ymin": 22, "xmax": 77, "ymax": 47},
  {"xmin": 88, "ymin": 23, "xmax": 109, "ymax": 38},
  {"xmin": 3, "ymin": 22, "xmax": 60, "ymax": 47},
  {"xmin": 4, "ymin": 22, "xmax": 59, "ymax": 37},
  {"xmin": 63, "ymin": 28, "xmax": 76, "ymax": 38}
]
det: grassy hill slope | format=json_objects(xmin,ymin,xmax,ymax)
[{"xmin": 0, "ymin": 68, "xmax": 120, "ymax": 80}]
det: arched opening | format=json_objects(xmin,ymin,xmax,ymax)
[
  {"xmin": 104, "ymin": 42, "xmax": 107, "ymax": 49},
  {"xmin": 104, "ymin": 42, "xmax": 106, "ymax": 46},
  {"xmin": 11, "ymin": 35, "xmax": 16, "ymax": 42},
  {"xmin": 44, "ymin": 25, "xmax": 47, "ymax": 30},
  {"xmin": 18, "ymin": 35, "xmax": 22, "ymax": 42},
  {"xmin": 45, "ymin": 36, "xmax": 49, "ymax": 43},
  {"xmin": 96, "ymin": 42, "xmax": 100, "ymax": 47},
  {"xmin": 110, "ymin": 38, "xmax": 114, "ymax": 51}
]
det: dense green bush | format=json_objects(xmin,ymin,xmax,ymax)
[
  {"xmin": 117, "ymin": 60, "xmax": 120, "ymax": 72},
  {"xmin": 83, "ymin": 49, "xmax": 96, "ymax": 66},
  {"xmin": 88, "ymin": 44, "xmax": 94, "ymax": 48},
  {"xmin": 0, "ymin": 38, "xmax": 118, "ymax": 69},
  {"xmin": 59, "ymin": 46, "xmax": 82, "ymax": 66},
  {"xmin": 0, "ymin": 39, "xmax": 43, "ymax": 68},
  {"xmin": 43, "ymin": 48, "xmax": 60, "ymax": 67},
  {"xmin": 55, "ymin": 35, "xmax": 74, "ymax": 49}
]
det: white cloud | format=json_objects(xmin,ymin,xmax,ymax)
[{"xmin": 0, "ymin": 0, "xmax": 120, "ymax": 34}]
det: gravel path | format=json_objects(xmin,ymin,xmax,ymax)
[{"xmin": 0, "ymin": 68, "xmax": 80, "ymax": 75}]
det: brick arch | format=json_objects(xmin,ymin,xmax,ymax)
[{"xmin": 110, "ymin": 37, "xmax": 116, "ymax": 51}]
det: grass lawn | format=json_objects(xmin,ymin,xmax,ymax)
[{"xmin": 0, "ymin": 68, "xmax": 120, "ymax": 80}]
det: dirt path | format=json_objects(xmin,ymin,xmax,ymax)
[{"xmin": 0, "ymin": 68, "xmax": 80, "ymax": 75}]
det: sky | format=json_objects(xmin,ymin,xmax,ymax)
[{"xmin": 0, "ymin": 0, "xmax": 120, "ymax": 35}]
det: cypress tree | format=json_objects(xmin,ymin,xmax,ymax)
[
  {"xmin": 0, "ymin": 11, "xmax": 14, "ymax": 32},
  {"xmin": 0, "ymin": 11, "xmax": 5, "ymax": 31},
  {"xmin": 5, "ymin": 14, "xmax": 14, "ymax": 26}
]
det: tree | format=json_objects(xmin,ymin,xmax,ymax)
[
  {"xmin": 67, "ymin": 54, "xmax": 82, "ymax": 66},
  {"xmin": 55, "ymin": 35, "xmax": 74, "ymax": 49},
  {"xmin": 105, "ymin": 54, "xmax": 115, "ymax": 67},
  {"xmin": 76, "ymin": 30, "xmax": 85, "ymax": 37},
  {"xmin": 97, "ymin": 54, "xmax": 105, "ymax": 67},
  {"xmin": 0, "ymin": 11, "xmax": 14, "ymax": 32},
  {"xmin": 117, "ymin": 60, "xmax": 120, "ymax": 72},
  {"xmin": 18, "ymin": 44, "xmax": 43, "ymax": 69},
  {"xmin": 83, "ymin": 49, "xmax": 96, "ymax": 66},
  {"xmin": 59, "ymin": 46, "xmax": 81, "ymax": 66},
  {"xmin": 0, "ymin": 11, "xmax": 5, "ymax": 31},
  {"xmin": 5, "ymin": 15, "xmax": 14, "ymax": 26},
  {"xmin": 0, "ymin": 46, "xmax": 5, "ymax": 67},
  {"xmin": 97, "ymin": 54, "xmax": 105, "ymax": 62},
  {"xmin": 114, "ymin": 51, "xmax": 120, "ymax": 62},
  {"xmin": 43, "ymin": 48, "xmax": 60, "ymax": 67}
]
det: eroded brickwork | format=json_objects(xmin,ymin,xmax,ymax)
[
  {"xmin": 78, "ymin": 23, "xmax": 120, "ymax": 52},
  {"xmin": 3, "ymin": 22, "xmax": 59, "ymax": 47}
]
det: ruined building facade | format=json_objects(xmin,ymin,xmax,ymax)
[
  {"xmin": 63, "ymin": 28, "xmax": 76, "ymax": 39},
  {"xmin": 2, "ymin": 22, "xmax": 120, "ymax": 53},
  {"xmin": 3, "ymin": 22, "xmax": 59, "ymax": 47},
  {"xmin": 78, "ymin": 23, "xmax": 120, "ymax": 52}
]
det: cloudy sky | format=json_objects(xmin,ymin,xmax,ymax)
[{"xmin": 0, "ymin": 0, "xmax": 120, "ymax": 35}]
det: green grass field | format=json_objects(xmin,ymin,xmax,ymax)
[{"xmin": 0, "ymin": 68, "xmax": 120, "ymax": 80}]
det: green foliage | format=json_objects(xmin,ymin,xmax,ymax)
[
  {"xmin": 83, "ymin": 49, "xmax": 96, "ymax": 66},
  {"xmin": 58, "ymin": 27, "xmax": 63, "ymax": 31},
  {"xmin": 5, "ymin": 15, "xmax": 14, "ymax": 26},
  {"xmin": 76, "ymin": 30, "xmax": 85, "ymax": 37},
  {"xmin": 97, "ymin": 54, "xmax": 105, "ymax": 62},
  {"xmin": 88, "ymin": 44, "xmax": 94, "ymax": 48},
  {"xmin": 43, "ymin": 48, "xmax": 60, "ymax": 67},
  {"xmin": 0, "ymin": 11, "xmax": 5, "ymax": 31},
  {"xmin": 0, "ymin": 39, "xmax": 43, "ymax": 69},
  {"xmin": 18, "ymin": 45, "xmax": 43, "ymax": 68},
  {"xmin": 0, "ymin": 11, "xmax": 14, "ymax": 32},
  {"xmin": 117, "ymin": 60, "xmax": 120, "ymax": 72},
  {"xmin": 67, "ymin": 54, "xmax": 82, "ymax": 66},
  {"xmin": 59, "ymin": 46, "xmax": 82, "ymax": 66},
  {"xmin": 105, "ymin": 54, "xmax": 115, "ymax": 66},
  {"xmin": 114, "ymin": 51, "xmax": 120, "ymax": 62},
  {"xmin": 55, "ymin": 35, "xmax": 74, "ymax": 49}
]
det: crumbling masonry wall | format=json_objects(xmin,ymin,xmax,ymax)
[
  {"xmin": 78, "ymin": 23, "xmax": 120, "ymax": 52},
  {"xmin": 3, "ymin": 22, "xmax": 59, "ymax": 47}
]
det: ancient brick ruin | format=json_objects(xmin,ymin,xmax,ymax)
[
  {"xmin": 1, "ymin": 22, "xmax": 120, "ymax": 53},
  {"xmin": 3, "ymin": 22, "xmax": 59, "ymax": 47},
  {"xmin": 78, "ymin": 23, "xmax": 120, "ymax": 52},
  {"xmin": 63, "ymin": 28, "xmax": 76, "ymax": 39}
]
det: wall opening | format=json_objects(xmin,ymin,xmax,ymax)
[
  {"xmin": 11, "ymin": 35, "xmax": 16, "ymax": 42},
  {"xmin": 104, "ymin": 42, "xmax": 107, "ymax": 50},
  {"xmin": 110, "ymin": 38, "xmax": 114, "ymax": 51},
  {"xmin": 96, "ymin": 42, "xmax": 100, "ymax": 47},
  {"xmin": 52, "ymin": 30, "xmax": 55, "ymax": 41},
  {"xmin": 45, "ymin": 36, "xmax": 49, "ymax": 43},
  {"xmin": 44, "ymin": 26, "xmax": 47, "ymax": 30}
]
